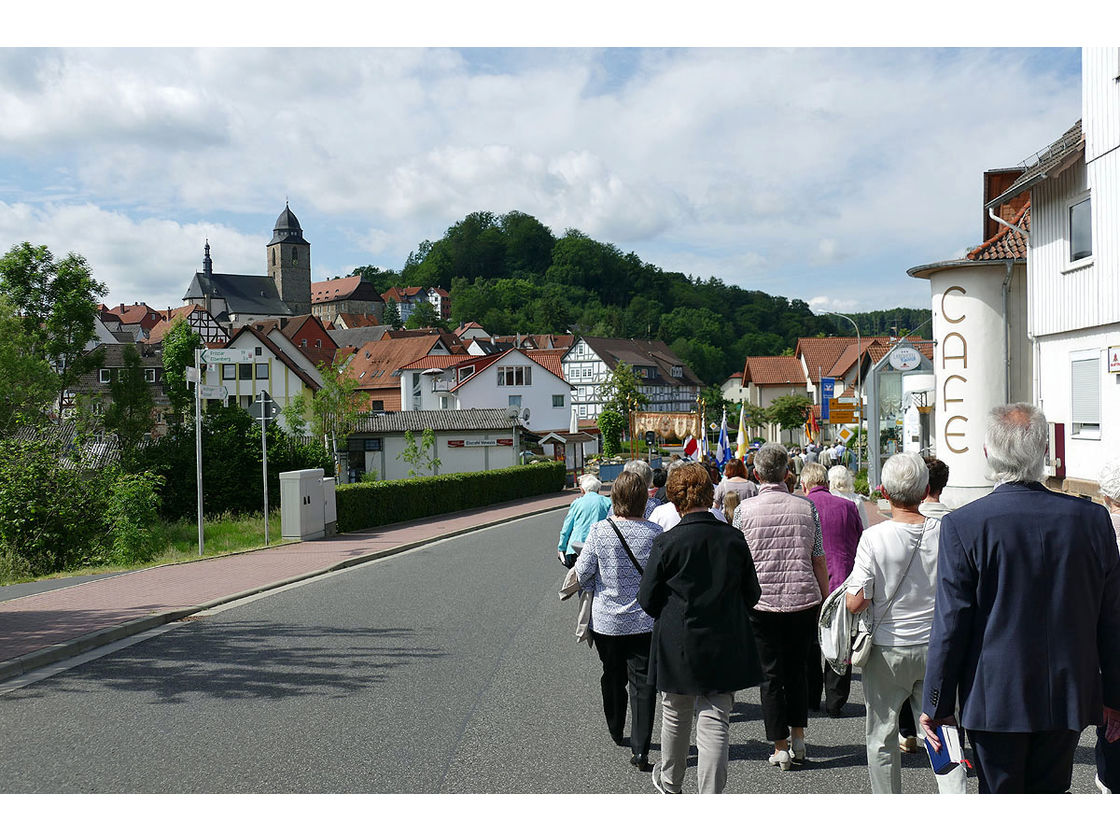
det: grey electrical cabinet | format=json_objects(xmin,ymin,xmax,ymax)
[
  {"xmin": 322, "ymin": 476, "xmax": 338, "ymax": 538},
  {"xmin": 280, "ymin": 468, "xmax": 327, "ymax": 541}
]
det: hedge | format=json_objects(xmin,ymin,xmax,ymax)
[{"xmin": 335, "ymin": 460, "xmax": 566, "ymax": 533}]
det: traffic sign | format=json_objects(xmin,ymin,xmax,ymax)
[
  {"xmin": 836, "ymin": 427, "xmax": 854, "ymax": 444},
  {"xmin": 202, "ymin": 347, "xmax": 254, "ymax": 364},
  {"xmin": 198, "ymin": 384, "xmax": 227, "ymax": 400},
  {"xmin": 248, "ymin": 390, "xmax": 280, "ymax": 422}
]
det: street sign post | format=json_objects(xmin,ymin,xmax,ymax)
[
  {"xmin": 253, "ymin": 391, "xmax": 275, "ymax": 545},
  {"xmin": 193, "ymin": 348, "xmax": 204, "ymax": 557},
  {"xmin": 201, "ymin": 347, "xmax": 254, "ymax": 365}
]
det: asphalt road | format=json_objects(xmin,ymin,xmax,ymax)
[{"xmin": 0, "ymin": 509, "xmax": 1105, "ymax": 794}]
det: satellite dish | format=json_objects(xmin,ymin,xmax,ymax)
[{"xmin": 521, "ymin": 407, "xmax": 531, "ymax": 422}]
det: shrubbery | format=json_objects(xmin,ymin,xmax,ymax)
[{"xmin": 335, "ymin": 460, "xmax": 565, "ymax": 533}]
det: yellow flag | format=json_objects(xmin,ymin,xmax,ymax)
[{"xmin": 735, "ymin": 404, "xmax": 747, "ymax": 460}]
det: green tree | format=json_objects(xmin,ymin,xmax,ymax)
[
  {"xmin": 311, "ymin": 358, "xmax": 367, "ymax": 470},
  {"xmin": 351, "ymin": 265, "xmax": 402, "ymax": 295},
  {"xmin": 396, "ymin": 428, "xmax": 440, "ymax": 477},
  {"xmin": 383, "ymin": 298, "xmax": 404, "ymax": 330},
  {"xmin": 0, "ymin": 300, "xmax": 57, "ymax": 434},
  {"xmin": 160, "ymin": 318, "xmax": 203, "ymax": 421},
  {"xmin": 103, "ymin": 344, "xmax": 156, "ymax": 464},
  {"xmin": 404, "ymin": 299, "xmax": 447, "ymax": 330},
  {"xmin": 597, "ymin": 409, "xmax": 625, "ymax": 457},
  {"xmin": 0, "ymin": 242, "xmax": 108, "ymax": 418},
  {"xmin": 766, "ymin": 394, "xmax": 813, "ymax": 432},
  {"xmin": 280, "ymin": 392, "xmax": 310, "ymax": 436},
  {"xmin": 599, "ymin": 361, "xmax": 649, "ymax": 421},
  {"xmin": 699, "ymin": 384, "xmax": 729, "ymax": 430}
]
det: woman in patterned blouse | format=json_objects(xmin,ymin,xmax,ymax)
[{"xmin": 576, "ymin": 470, "xmax": 663, "ymax": 772}]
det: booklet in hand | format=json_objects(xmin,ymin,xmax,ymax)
[{"xmin": 924, "ymin": 724, "xmax": 964, "ymax": 775}]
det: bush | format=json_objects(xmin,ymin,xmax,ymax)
[
  {"xmin": 0, "ymin": 437, "xmax": 111, "ymax": 575},
  {"xmin": 105, "ymin": 470, "xmax": 165, "ymax": 566},
  {"xmin": 335, "ymin": 461, "xmax": 565, "ymax": 533},
  {"xmin": 598, "ymin": 409, "xmax": 624, "ymax": 456}
]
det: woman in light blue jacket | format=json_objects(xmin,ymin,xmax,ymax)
[{"xmin": 557, "ymin": 473, "xmax": 612, "ymax": 568}]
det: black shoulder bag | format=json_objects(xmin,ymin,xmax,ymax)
[{"xmin": 607, "ymin": 519, "xmax": 645, "ymax": 575}]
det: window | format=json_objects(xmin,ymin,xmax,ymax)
[
  {"xmin": 497, "ymin": 365, "xmax": 531, "ymax": 386},
  {"xmin": 671, "ymin": 365, "xmax": 683, "ymax": 378},
  {"xmin": 144, "ymin": 368, "xmax": 157, "ymax": 383},
  {"xmin": 255, "ymin": 363, "xmax": 269, "ymax": 379},
  {"xmin": 292, "ymin": 246, "xmax": 298, "ymax": 263},
  {"xmin": 458, "ymin": 365, "xmax": 475, "ymax": 381},
  {"xmin": 364, "ymin": 438, "xmax": 383, "ymax": 451},
  {"xmin": 301, "ymin": 339, "xmax": 308, "ymax": 348},
  {"xmin": 240, "ymin": 395, "xmax": 252, "ymax": 409},
  {"xmin": 315, "ymin": 339, "xmax": 322, "ymax": 348},
  {"xmin": 508, "ymin": 395, "xmax": 522, "ymax": 408},
  {"xmin": 370, "ymin": 400, "xmax": 384, "ymax": 411},
  {"xmin": 583, "ymin": 366, "xmax": 592, "ymax": 378},
  {"xmin": 1070, "ymin": 196, "xmax": 1092, "ymax": 263},
  {"xmin": 578, "ymin": 404, "xmax": 587, "ymax": 418},
  {"xmin": 255, "ymin": 346, "xmax": 262, "ymax": 356},
  {"xmin": 552, "ymin": 394, "xmax": 564, "ymax": 408},
  {"xmin": 99, "ymin": 369, "xmax": 111, "ymax": 383},
  {"xmin": 221, "ymin": 364, "xmax": 236, "ymax": 380},
  {"xmin": 1071, "ymin": 353, "xmax": 1100, "ymax": 437},
  {"xmin": 238, "ymin": 363, "xmax": 252, "ymax": 380},
  {"xmin": 272, "ymin": 250, "xmax": 276, "ymax": 266}
]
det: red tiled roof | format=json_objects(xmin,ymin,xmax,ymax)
[
  {"xmin": 967, "ymin": 202, "xmax": 1030, "ymax": 261},
  {"xmin": 344, "ymin": 335, "xmax": 450, "ymax": 395},
  {"xmin": 793, "ymin": 337, "xmax": 851, "ymax": 384},
  {"xmin": 826, "ymin": 337, "xmax": 892, "ymax": 378},
  {"xmin": 742, "ymin": 356, "xmax": 807, "ymax": 387},
  {"xmin": 311, "ymin": 275, "xmax": 361, "ymax": 303},
  {"xmin": 454, "ymin": 321, "xmax": 484, "ymax": 336},
  {"xmin": 525, "ymin": 348, "xmax": 567, "ymax": 381},
  {"xmin": 395, "ymin": 353, "xmax": 475, "ymax": 372},
  {"xmin": 109, "ymin": 303, "xmax": 165, "ymax": 326},
  {"xmin": 334, "ymin": 312, "xmax": 381, "ymax": 328},
  {"xmin": 866, "ymin": 339, "xmax": 935, "ymax": 365},
  {"xmin": 146, "ymin": 304, "xmax": 209, "ymax": 343}
]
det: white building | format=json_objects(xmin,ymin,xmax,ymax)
[
  {"xmin": 346, "ymin": 408, "xmax": 522, "ymax": 482},
  {"xmin": 395, "ymin": 347, "xmax": 572, "ymax": 432}
]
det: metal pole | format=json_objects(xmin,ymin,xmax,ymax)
[
  {"xmin": 195, "ymin": 347, "xmax": 204, "ymax": 557},
  {"xmin": 260, "ymin": 392, "xmax": 269, "ymax": 546},
  {"xmin": 824, "ymin": 311, "xmax": 863, "ymax": 473}
]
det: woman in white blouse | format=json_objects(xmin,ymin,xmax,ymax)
[
  {"xmin": 576, "ymin": 470, "xmax": 663, "ymax": 772},
  {"xmin": 845, "ymin": 453, "xmax": 963, "ymax": 794}
]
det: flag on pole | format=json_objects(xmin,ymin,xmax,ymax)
[
  {"xmin": 682, "ymin": 435, "xmax": 698, "ymax": 459},
  {"xmin": 715, "ymin": 411, "xmax": 730, "ymax": 467},
  {"xmin": 735, "ymin": 404, "xmax": 748, "ymax": 460}
]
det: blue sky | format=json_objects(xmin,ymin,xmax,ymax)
[{"xmin": 0, "ymin": 41, "xmax": 1083, "ymax": 315}]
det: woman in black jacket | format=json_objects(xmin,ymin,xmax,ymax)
[{"xmin": 638, "ymin": 462, "xmax": 764, "ymax": 794}]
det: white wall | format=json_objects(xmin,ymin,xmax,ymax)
[
  {"xmin": 457, "ymin": 349, "xmax": 571, "ymax": 431},
  {"xmin": 359, "ymin": 429, "xmax": 518, "ymax": 482}
]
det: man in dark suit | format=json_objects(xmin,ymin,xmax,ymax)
[{"xmin": 921, "ymin": 403, "xmax": 1120, "ymax": 793}]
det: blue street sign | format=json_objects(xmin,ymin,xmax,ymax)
[{"xmin": 821, "ymin": 377, "xmax": 835, "ymax": 421}]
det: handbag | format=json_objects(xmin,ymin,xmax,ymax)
[{"xmin": 850, "ymin": 523, "xmax": 927, "ymax": 669}]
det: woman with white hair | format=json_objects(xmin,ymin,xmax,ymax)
[
  {"xmin": 1096, "ymin": 458, "xmax": 1120, "ymax": 794},
  {"xmin": 829, "ymin": 465, "xmax": 870, "ymax": 528},
  {"xmin": 557, "ymin": 472, "xmax": 612, "ymax": 568},
  {"xmin": 624, "ymin": 459, "xmax": 660, "ymax": 517},
  {"xmin": 845, "ymin": 452, "xmax": 961, "ymax": 793}
]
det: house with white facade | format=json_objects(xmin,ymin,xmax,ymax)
[
  {"xmin": 740, "ymin": 355, "xmax": 808, "ymax": 443},
  {"xmin": 562, "ymin": 336, "xmax": 702, "ymax": 421},
  {"xmin": 395, "ymin": 347, "xmax": 572, "ymax": 432},
  {"xmin": 909, "ymin": 48, "xmax": 1119, "ymax": 501}
]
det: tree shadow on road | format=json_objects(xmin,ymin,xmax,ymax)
[{"xmin": 4, "ymin": 620, "xmax": 444, "ymax": 705}]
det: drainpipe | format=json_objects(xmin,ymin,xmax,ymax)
[{"xmin": 987, "ymin": 208, "xmax": 1028, "ymax": 405}]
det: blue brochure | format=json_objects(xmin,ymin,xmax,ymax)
[{"xmin": 924, "ymin": 724, "xmax": 964, "ymax": 774}]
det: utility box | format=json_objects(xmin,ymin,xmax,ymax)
[
  {"xmin": 281, "ymin": 468, "xmax": 326, "ymax": 541},
  {"xmin": 322, "ymin": 476, "xmax": 337, "ymax": 538}
]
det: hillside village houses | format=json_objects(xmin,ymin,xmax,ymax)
[{"xmin": 909, "ymin": 47, "xmax": 1120, "ymax": 505}]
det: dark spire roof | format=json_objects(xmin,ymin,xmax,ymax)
[
  {"xmin": 202, "ymin": 240, "xmax": 212, "ymax": 277},
  {"xmin": 268, "ymin": 201, "xmax": 309, "ymax": 246}
]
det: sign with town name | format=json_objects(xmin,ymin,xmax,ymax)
[
  {"xmin": 827, "ymin": 398, "xmax": 858, "ymax": 424},
  {"xmin": 202, "ymin": 347, "xmax": 254, "ymax": 364},
  {"xmin": 447, "ymin": 438, "xmax": 513, "ymax": 448},
  {"xmin": 888, "ymin": 345, "xmax": 923, "ymax": 371},
  {"xmin": 632, "ymin": 412, "xmax": 700, "ymax": 441},
  {"xmin": 198, "ymin": 384, "xmax": 227, "ymax": 400}
]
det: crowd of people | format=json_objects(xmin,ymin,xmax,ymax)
[{"xmin": 557, "ymin": 403, "xmax": 1120, "ymax": 795}]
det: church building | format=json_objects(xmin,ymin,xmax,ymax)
[{"xmin": 183, "ymin": 203, "xmax": 312, "ymax": 326}]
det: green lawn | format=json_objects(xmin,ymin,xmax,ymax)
[{"xmin": 0, "ymin": 511, "xmax": 292, "ymax": 585}]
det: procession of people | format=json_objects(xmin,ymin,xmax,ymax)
[{"xmin": 558, "ymin": 403, "xmax": 1120, "ymax": 794}]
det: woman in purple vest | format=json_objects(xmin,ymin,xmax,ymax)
[{"xmin": 735, "ymin": 443, "xmax": 829, "ymax": 770}]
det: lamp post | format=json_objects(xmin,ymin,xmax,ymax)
[{"xmin": 824, "ymin": 311, "xmax": 862, "ymax": 473}]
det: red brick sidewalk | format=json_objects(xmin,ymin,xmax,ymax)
[{"xmin": 0, "ymin": 491, "xmax": 576, "ymax": 681}]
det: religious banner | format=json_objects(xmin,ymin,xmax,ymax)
[{"xmin": 631, "ymin": 411, "xmax": 700, "ymax": 442}]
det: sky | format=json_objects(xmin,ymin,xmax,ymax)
[{"xmin": 0, "ymin": 7, "xmax": 1088, "ymax": 318}]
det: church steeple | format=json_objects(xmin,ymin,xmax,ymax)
[
  {"xmin": 202, "ymin": 240, "xmax": 212, "ymax": 277},
  {"xmin": 267, "ymin": 202, "xmax": 311, "ymax": 315}
]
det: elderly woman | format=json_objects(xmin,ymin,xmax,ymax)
[
  {"xmin": 802, "ymin": 462, "xmax": 864, "ymax": 718},
  {"xmin": 639, "ymin": 462, "xmax": 763, "ymax": 794},
  {"xmin": 1096, "ymin": 458, "xmax": 1120, "ymax": 794},
  {"xmin": 845, "ymin": 452, "xmax": 960, "ymax": 794},
  {"xmin": 576, "ymin": 471, "xmax": 663, "ymax": 771},
  {"xmin": 624, "ymin": 459, "xmax": 660, "ymax": 518},
  {"xmin": 736, "ymin": 443, "xmax": 829, "ymax": 770},
  {"xmin": 829, "ymin": 465, "xmax": 870, "ymax": 528},
  {"xmin": 714, "ymin": 458, "xmax": 758, "ymax": 509},
  {"xmin": 651, "ymin": 460, "xmax": 727, "ymax": 531},
  {"xmin": 557, "ymin": 473, "xmax": 612, "ymax": 568}
]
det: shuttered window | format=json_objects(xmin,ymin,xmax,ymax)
[{"xmin": 1071, "ymin": 355, "xmax": 1100, "ymax": 436}]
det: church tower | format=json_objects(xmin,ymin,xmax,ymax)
[{"xmin": 267, "ymin": 202, "xmax": 311, "ymax": 316}]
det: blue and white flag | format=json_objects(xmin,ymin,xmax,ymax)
[{"xmin": 714, "ymin": 410, "xmax": 731, "ymax": 467}]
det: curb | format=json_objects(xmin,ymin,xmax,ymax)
[{"xmin": 0, "ymin": 496, "xmax": 572, "ymax": 684}]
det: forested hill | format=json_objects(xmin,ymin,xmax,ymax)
[{"xmin": 353, "ymin": 211, "xmax": 928, "ymax": 386}]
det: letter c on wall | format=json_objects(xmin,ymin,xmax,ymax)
[{"xmin": 941, "ymin": 285, "xmax": 966, "ymax": 325}]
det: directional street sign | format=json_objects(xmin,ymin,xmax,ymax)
[
  {"xmin": 202, "ymin": 347, "xmax": 254, "ymax": 364},
  {"xmin": 248, "ymin": 390, "xmax": 280, "ymax": 422},
  {"xmin": 185, "ymin": 366, "xmax": 200, "ymax": 384},
  {"xmin": 198, "ymin": 384, "xmax": 227, "ymax": 400}
]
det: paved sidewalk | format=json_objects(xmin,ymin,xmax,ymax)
[{"xmin": 0, "ymin": 491, "xmax": 576, "ymax": 682}]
